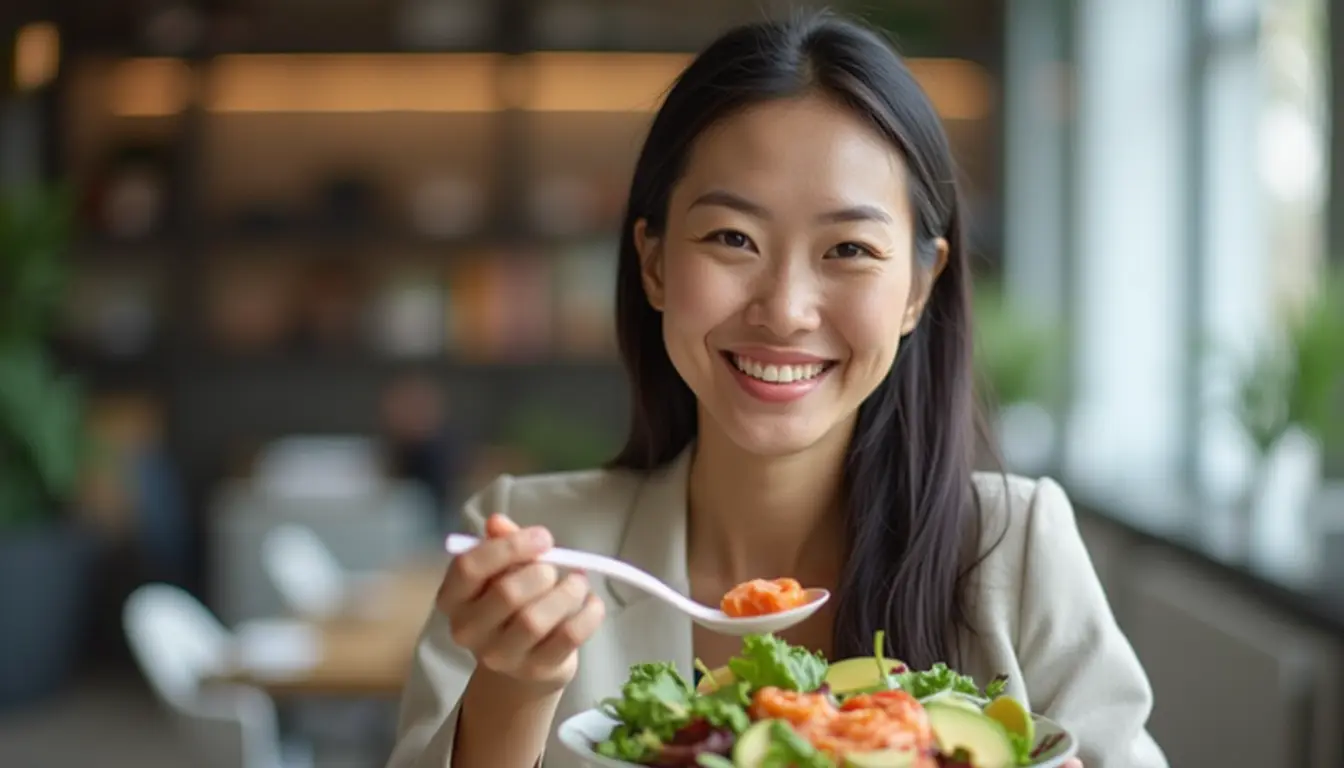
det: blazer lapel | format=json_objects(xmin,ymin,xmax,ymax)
[{"xmin": 600, "ymin": 446, "xmax": 695, "ymax": 678}]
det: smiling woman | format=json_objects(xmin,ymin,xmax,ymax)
[
  {"xmin": 387, "ymin": 10, "xmax": 1168, "ymax": 768},
  {"xmin": 629, "ymin": 92, "xmax": 942, "ymax": 459}
]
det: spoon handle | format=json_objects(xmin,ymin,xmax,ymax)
[{"xmin": 444, "ymin": 534, "xmax": 710, "ymax": 619}]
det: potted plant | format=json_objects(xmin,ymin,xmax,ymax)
[
  {"xmin": 0, "ymin": 184, "xmax": 92, "ymax": 710},
  {"xmin": 972, "ymin": 281, "xmax": 1065, "ymax": 474},
  {"xmin": 1234, "ymin": 270, "xmax": 1344, "ymax": 563}
]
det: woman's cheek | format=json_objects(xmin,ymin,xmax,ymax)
[{"xmin": 663, "ymin": 257, "xmax": 745, "ymax": 328}]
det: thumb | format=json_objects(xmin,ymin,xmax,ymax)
[{"xmin": 484, "ymin": 514, "xmax": 520, "ymax": 539}]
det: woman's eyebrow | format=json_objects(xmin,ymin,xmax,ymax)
[
  {"xmin": 688, "ymin": 189, "xmax": 770, "ymax": 219},
  {"xmin": 688, "ymin": 189, "xmax": 892, "ymax": 225},
  {"xmin": 816, "ymin": 204, "xmax": 892, "ymax": 225}
]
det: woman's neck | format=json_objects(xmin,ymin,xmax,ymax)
[{"xmin": 686, "ymin": 413, "xmax": 851, "ymax": 587}]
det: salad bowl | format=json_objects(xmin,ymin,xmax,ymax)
[
  {"xmin": 558, "ymin": 708, "xmax": 1077, "ymax": 768},
  {"xmin": 555, "ymin": 632, "xmax": 1078, "ymax": 768}
]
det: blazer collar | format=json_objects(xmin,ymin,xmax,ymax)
[{"xmin": 608, "ymin": 445, "xmax": 694, "ymax": 609}]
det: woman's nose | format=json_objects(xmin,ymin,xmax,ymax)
[{"xmin": 745, "ymin": 263, "xmax": 822, "ymax": 338}]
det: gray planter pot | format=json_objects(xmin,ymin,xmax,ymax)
[{"xmin": 0, "ymin": 520, "xmax": 93, "ymax": 711}]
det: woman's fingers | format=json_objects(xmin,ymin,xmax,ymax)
[
  {"xmin": 434, "ymin": 516, "xmax": 606, "ymax": 689},
  {"xmin": 529, "ymin": 592, "xmax": 606, "ymax": 669},
  {"xmin": 483, "ymin": 572, "xmax": 591, "ymax": 668},
  {"xmin": 485, "ymin": 513, "xmax": 519, "ymax": 538},
  {"xmin": 438, "ymin": 525, "xmax": 553, "ymax": 608},
  {"xmin": 448, "ymin": 562, "xmax": 560, "ymax": 648}
]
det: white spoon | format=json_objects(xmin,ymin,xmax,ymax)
[{"xmin": 444, "ymin": 534, "xmax": 829, "ymax": 636}]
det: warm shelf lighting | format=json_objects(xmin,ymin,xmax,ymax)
[
  {"xmin": 14, "ymin": 22, "xmax": 60, "ymax": 91},
  {"xmin": 519, "ymin": 52, "xmax": 690, "ymax": 112},
  {"xmin": 100, "ymin": 52, "xmax": 992, "ymax": 120},
  {"xmin": 207, "ymin": 53, "xmax": 506, "ymax": 113},
  {"xmin": 109, "ymin": 57, "xmax": 194, "ymax": 116}
]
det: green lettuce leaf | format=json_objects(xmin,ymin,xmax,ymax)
[
  {"xmin": 594, "ymin": 662, "xmax": 753, "ymax": 762},
  {"xmin": 727, "ymin": 634, "xmax": 827, "ymax": 693},
  {"xmin": 595, "ymin": 661, "xmax": 695, "ymax": 761},
  {"xmin": 1008, "ymin": 732, "xmax": 1034, "ymax": 765}
]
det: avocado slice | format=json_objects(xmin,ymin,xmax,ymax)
[
  {"xmin": 824, "ymin": 656, "xmax": 905, "ymax": 696},
  {"xmin": 842, "ymin": 748, "xmax": 919, "ymax": 767},
  {"xmin": 924, "ymin": 701, "xmax": 1016, "ymax": 768},
  {"xmin": 731, "ymin": 719, "xmax": 776, "ymax": 767},
  {"xmin": 921, "ymin": 691, "xmax": 985, "ymax": 714},
  {"xmin": 696, "ymin": 665, "xmax": 736, "ymax": 694}
]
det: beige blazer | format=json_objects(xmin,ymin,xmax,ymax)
[{"xmin": 386, "ymin": 448, "xmax": 1168, "ymax": 768}]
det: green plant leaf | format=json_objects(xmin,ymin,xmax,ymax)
[
  {"xmin": 972, "ymin": 282, "xmax": 1064, "ymax": 409},
  {"xmin": 0, "ymin": 184, "xmax": 83, "ymax": 528},
  {"xmin": 1233, "ymin": 271, "xmax": 1344, "ymax": 454}
]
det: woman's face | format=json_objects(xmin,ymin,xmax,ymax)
[{"xmin": 635, "ymin": 93, "xmax": 946, "ymax": 458}]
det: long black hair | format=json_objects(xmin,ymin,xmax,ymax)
[{"xmin": 608, "ymin": 11, "xmax": 989, "ymax": 670}]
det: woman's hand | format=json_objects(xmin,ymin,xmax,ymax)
[
  {"xmin": 1061, "ymin": 760, "xmax": 1083, "ymax": 768},
  {"xmin": 436, "ymin": 514, "xmax": 606, "ymax": 693}
]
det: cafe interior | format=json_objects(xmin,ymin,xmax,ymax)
[{"xmin": 1, "ymin": 0, "xmax": 1343, "ymax": 766}]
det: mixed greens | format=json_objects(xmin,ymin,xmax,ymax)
[
  {"xmin": 597, "ymin": 635, "xmax": 827, "ymax": 764},
  {"xmin": 592, "ymin": 632, "xmax": 1062, "ymax": 768}
]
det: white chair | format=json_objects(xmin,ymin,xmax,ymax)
[
  {"xmin": 123, "ymin": 584, "xmax": 312, "ymax": 768},
  {"xmin": 261, "ymin": 524, "xmax": 350, "ymax": 621}
]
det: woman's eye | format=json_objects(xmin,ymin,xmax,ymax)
[
  {"xmin": 825, "ymin": 241, "xmax": 876, "ymax": 259},
  {"xmin": 707, "ymin": 230, "xmax": 754, "ymax": 250}
]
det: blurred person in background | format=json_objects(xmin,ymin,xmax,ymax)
[
  {"xmin": 388, "ymin": 11, "xmax": 1164, "ymax": 768},
  {"xmin": 380, "ymin": 371, "xmax": 466, "ymax": 532}
]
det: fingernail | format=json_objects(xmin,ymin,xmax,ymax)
[{"xmin": 528, "ymin": 527, "xmax": 552, "ymax": 547}]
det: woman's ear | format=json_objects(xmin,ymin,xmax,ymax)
[
  {"xmin": 900, "ymin": 237, "xmax": 949, "ymax": 334},
  {"xmin": 634, "ymin": 218, "xmax": 666, "ymax": 311}
]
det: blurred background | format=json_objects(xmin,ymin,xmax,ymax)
[{"xmin": 0, "ymin": 0, "xmax": 1341, "ymax": 766}]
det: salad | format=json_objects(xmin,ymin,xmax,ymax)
[{"xmin": 593, "ymin": 632, "xmax": 1066, "ymax": 768}]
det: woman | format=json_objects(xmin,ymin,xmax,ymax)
[{"xmin": 388, "ymin": 12, "xmax": 1166, "ymax": 768}]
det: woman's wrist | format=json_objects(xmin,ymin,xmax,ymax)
[
  {"xmin": 454, "ymin": 667, "xmax": 567, "ymax": 768},
  {"xmin": 470, "ymin": 665, "xmax": 568, "ymax": 708}
]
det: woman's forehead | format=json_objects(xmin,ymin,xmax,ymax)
[{"xmin": 672, "ymin": 95, "xmax": 910, "ymax": 219}]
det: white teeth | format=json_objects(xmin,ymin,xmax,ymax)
[{"xmin": 732, "ymin": 355, "xmax": 828, "ymax": 383}]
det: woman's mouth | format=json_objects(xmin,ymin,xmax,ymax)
[
  {"xmin": 721, "ymin": 352, "xmax": 837, "ymax": 403},
  {"xmin": 728, "ymin": 353, "xmax": 833, "ymax": 383}
]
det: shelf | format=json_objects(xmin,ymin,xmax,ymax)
[
  {"xmin": 181, "ymin": 353, "xmax": 621, "ymax": 376},
  {"xmin": 58, "ymin": 351, "xmax": 168, "ymax": 391}
]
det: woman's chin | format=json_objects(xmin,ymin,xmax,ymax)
[{"xmin": 722, "ymin": 418, "xmax": 837, "ymax": 459}]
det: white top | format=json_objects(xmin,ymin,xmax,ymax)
[{"xmin": 386, "ymin": 448, "xmax": 1169, "ymax": 768}]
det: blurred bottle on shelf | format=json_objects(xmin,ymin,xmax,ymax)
[
  {"xmin": 554, "ymin": 238, "xmax": 618, "ymax": 359},
  {"xmin": 82, "ymin": 144, "xmax": 171, "ymax": 241},
  {"xmin": 63, "ymin": 266, "xmax": 162, "ymax": 359},
  {"xmin": 205, "ymin": 259, "xmax": 297, "ymax": 355},
  {"xmin": 408, "ymin": 175, "xmax": 485, "ymax": 241},
  {"xmin": 292, "ymin": 255, "xmax": 367, "ymax": 354},
  {"xmin": 369, "ymin": 269, "xmax": 446, "ymax": 359}
]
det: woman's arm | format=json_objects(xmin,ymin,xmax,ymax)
[
  {"xmin": 386, "ymin": 478, "xmax": 510, "ymax": 768},
  {"xmin": 453, "ymin": 669, "xmax": 564, "ymax": 768},
  {"xmin": 385, "ymin": 475, "xmax": 604, "ymax": 768},
  {"xmin": 1016, "ymin": 478, "xmax": 1169, "ymax": 768}
]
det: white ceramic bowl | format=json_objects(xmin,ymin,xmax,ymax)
[{"xmin": 557, "ymin": 708, "xmax": 1079, "ymax": 768}]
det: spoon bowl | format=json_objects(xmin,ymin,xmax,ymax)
[{"xmin": 444, "ymin": 534, "xmax": 828, "ymax": 636}]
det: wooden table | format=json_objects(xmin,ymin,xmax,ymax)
[{"xmin": 211, "ymin": 558, "xmax": 446, "ymax": 699}]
